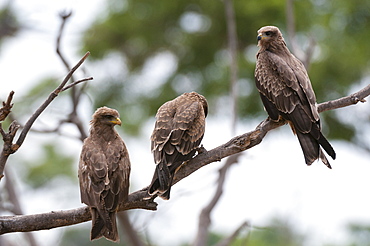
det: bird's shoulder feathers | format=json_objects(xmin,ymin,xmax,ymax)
[
  {"xmin": 255, "ymin": 50, "xmax": 319, "ymax": 121},
  {"xmin": 78, "ymin": 135, "xmax": 130, "ymax": 210}
]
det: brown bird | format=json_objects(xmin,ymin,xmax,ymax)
[
  {"xmin": 78, "ymin": 107, "xmax": 131, "ymax": 241},
  {"xmin": 148, "ymin": 92, "xmax": 208, "ymax": 200},
  {"xmin": 254, "ymin": 26, "xmax": 336, "ymax": 167}
]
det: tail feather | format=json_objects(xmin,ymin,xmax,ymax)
[
  {"xmin": 296, "ymin": 130, "xmax": 335, "ymax": 168},
  {"xmin": 91, "ymin": 208, "xmax": 119, "ymax": 242},
  {"xmin": 158, "ymin": 178, "xmax": 173, "ymax": 200},
  {"xmin": 319, "ymin": 149, "xmax": 332, "ymax": 169},
  {"xmin": 296, "ymin": 131, "xmax": 319, "ymax": 166},
  {"xmin": 148, "ymin": 162, "xmax": 172, "ymax": 199},
  {"xmin": 318, "ymin": 132, "xmax": 336, "ymax": 160},
  {"xmin": 90, "ymin": 209, "xmax": 104, "ymax": 240}
]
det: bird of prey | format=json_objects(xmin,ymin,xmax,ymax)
[
  {"xmin": 78, "ymin": 107, "xmax": 131, "ymax": 241},
  {"xmin": 148, "ymin": 92, "xmax": 208, "ymax": 200},
  {"xmin": 254, "ymin": 26, "xmax": 336, "ymax": 167}
]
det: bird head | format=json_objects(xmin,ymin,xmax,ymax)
[
  {"xmin": 186, "ymin": 92, "xmax": 209, "ymax": 117},
  {"xmin": 91, "ymin": 106, "xmax": 122, "ymax": 127},
  {"xmin": 257, "ymin": 26, "xmax": 283, "ymax": 47},
  {"xmin": 198, "ymin": 94, "xmax": 208, "ymax": 117}
]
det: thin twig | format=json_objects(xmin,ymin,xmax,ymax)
[
  {"xmin": 0, "ymin": 91, "xmax": 15, "ymax": 121},
  {"xmin": 0, "ymin": 121, "xmax": 20, "ymax": 180},
  {"xmin": 14, "ymin": 51, "xmax": 90, "ymax": 149},
  {"xmin": 61, "ymin": 77, "xmax": 93, "ymax": 92},
  {"xmin": 4, "ymin": 169, "xmax": 38, "ymax": 246},
  {"xmin": 0, "ymin": 52, "xmax": 90, "ymax": 180},
  {"xmin": 192, "ymin": 154, "xmax": 241, "ymax": 246},
  {"xmin": 56, "ymin": 10, "xmax": 73, "ymax": 74},
  {"xmin": 214, "ymin": 221, "xmax": 249, "ymax": 246},
  {"xmin": 56, "ymin": 11, "xmax": 88, "ymax": 141},
  {"xmin": 318, "ymin": 83, "xmax": 370, "ymax": 113}
]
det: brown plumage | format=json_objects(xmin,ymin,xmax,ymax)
[
  {"xmin": 148, "ymin": 92, "xmax": 208, "ymax": 200},
  {"xmin": 78, "ymin": 107, "xmax": 131, "ymax": 241},
  {"xmin": 254, "ymin": 26, "xmax": 336, "ymax": 167}
]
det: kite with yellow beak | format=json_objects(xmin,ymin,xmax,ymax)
[{"xmin": 110, "ymin": 117, "xmax": 122, "ymax": 126}]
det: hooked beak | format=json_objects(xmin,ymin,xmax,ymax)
[{"xmin": 111, "ymin": 117, "xmax": 122, "ymax": 126}]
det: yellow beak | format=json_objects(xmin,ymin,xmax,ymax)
[{"xmin": 111, "ymin": 118, "xmax": 122, "ymax": 126}]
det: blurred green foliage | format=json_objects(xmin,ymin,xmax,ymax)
[
  {"xmin": 242, "ymin": 218, "xmax": 304, "ymax": 246},
  {"xmin": 180, "ymin": 217, "xmax": 305, "ymax": 246},
  {"xmin": 25, "ymin": 144, "xmax": 75, "ymax": 188},
  {"xmin": 346, "ymin": 222, "xmax": 370, "ymax": 246},
  {"xmin": 59, "ymin": 216, "xmax": 370, "ymax": 245},
  {"xmin": 1, "ymin": 1, "xmax": 370, "ymax": 244},
  {"xmin": 80, "ymin": 0, "xmax": 370, "ymax": 139},
  {"xmin": 0, "ymin": 3, "xmax": 19, "ymax": 46},
  {"xmin": 61, "ymin": 227, "xmax": 124, "ymax": 246}
]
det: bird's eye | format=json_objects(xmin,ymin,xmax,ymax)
[
  {"xmin": 103, "ymin": 115, "xmax": 113, "ymax": 119},
  {"xmin": 265, "ymin": 31, "xmax": 272, "ymax": 36}
]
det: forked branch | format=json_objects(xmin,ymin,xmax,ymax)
[
  {"xmin": 0, "ymin": 82, "xmax": 369, "ymax": 235},
  {"xmin": 0, "ymin": 52, "xmax": 92, "ymax": 180}
]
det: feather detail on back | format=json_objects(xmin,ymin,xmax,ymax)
[
  {"xmin": 255, "ymin": 26, "xmax": 335, "ymax": 167},
  {"xmin": 148, "ymin": 92, "xmax": 208, "ymax": 199}
]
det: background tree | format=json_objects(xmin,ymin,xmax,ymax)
[
  {"xmin": 81, "ymin": 0, "xmax": 370, "ymax": 142},
  {"xmin": 1, "ymin": 0, "xmax": 370, "ymax": 245}
]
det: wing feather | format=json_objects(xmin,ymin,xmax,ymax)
[
  {"xmin": 151, "ymin": 94, "xmax": 206, "ymax": 163},
  {"xmin": 148, "ymin": 92, "xmax": 207, "ymax": 199},
  {"xmin": 254, "ymin": 25, "xmax": 335, "ymax": 166},
  {"xmin": 256, "ymin": 50, "xmax": 317, "ymax": 132}
]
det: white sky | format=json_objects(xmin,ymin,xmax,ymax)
[{"xmin": 1, "ymin": 1, "xmax": 370, "ymax": 246}]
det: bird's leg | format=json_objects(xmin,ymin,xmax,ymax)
[{"xmin": 196, "ymin": 145, "xmax": 207, "ymax": 154}]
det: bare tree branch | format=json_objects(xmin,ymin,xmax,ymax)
[
  {"xmin": 214, "ymin": 221, "xmax": 249, "ymax": 246},
  {"xmin": 174, "ymin": 82, "xmax": 370, "ymax": 183},
  {"xmin": 193, "ymin": 1, "xmax": 240, "ymax": 244},
  {"xmin": 192, "ymin": 154, "xmax": 241, "ymax": 246},
  {"xmin": 14, "ymin": 52, "xmax": 90, "ymax": 149},
  {"xmin": 0, "ymin": 91, "xmax": 14, "ymax": 122},
  {"xmin": 224, "ymin": 0, "xmax": 239, "ymax": 131},
  {"xmin": 0, "ymin": 52, "xmax": 91, "ymax": 180},
  {"xmin": 56, "ymin": 10, "xmax": 73, "ymax": 74},
  {"xmin": 0, "ymin": 83, "xmax": 369, "ymax": 235},
  {"xmin": 61, "ymin": 77, "xmax": 93, "ymax": 92},
  {"xmin": 56, "ymin": 11, "xmax": 89, "ymax": 141},
  {"xmin": 117, "ymin": 212, "xmax": 146, "ymax": 246},
  {"xmin": 285, "ymin": 0, "xmax": 299, "ymax": 57},
  {"xmin": 0, "ymin": 121, "xmax": 20, "ymax": 180},
  {"xmin": 285, "ymin": 0, "xmax": 316, "ymax": 68},
  {"xmin": 318, "ymin": 83, "xmax": 369, "ymax": 113},
  {"xmin": 3, "ymin": 169, "xmax": 38, "ymax": 246},
  {"xmin": 0, "ymin": 189, "xmax": 157, "ymax": 235}
]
